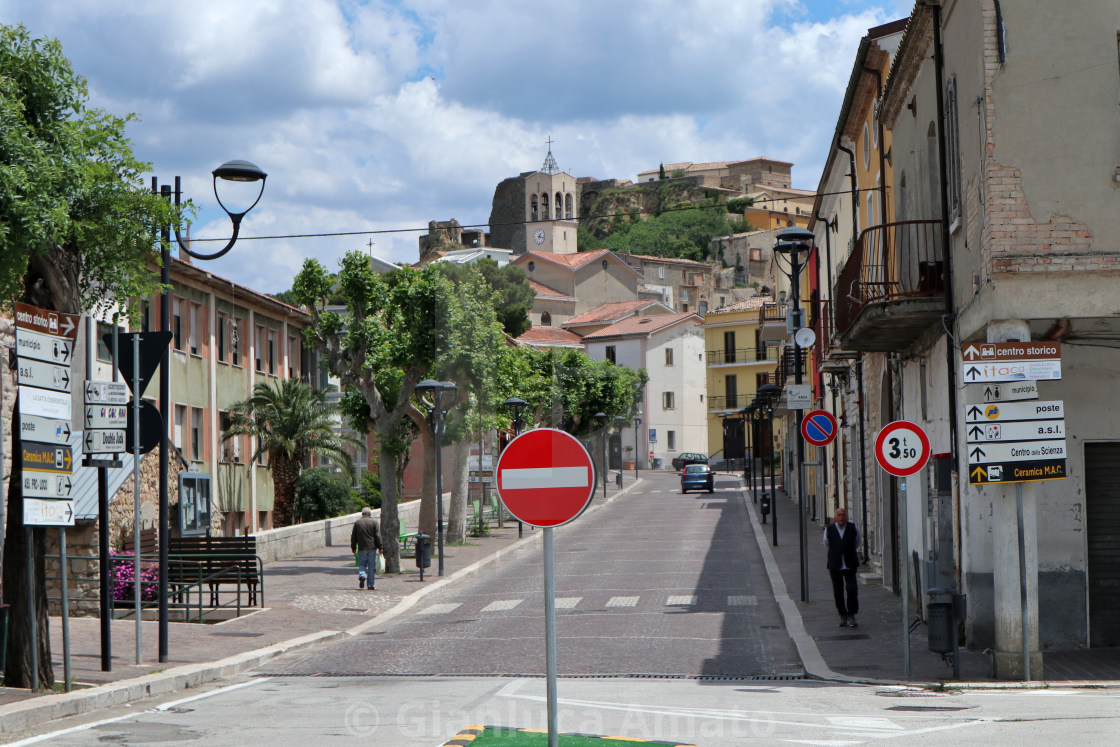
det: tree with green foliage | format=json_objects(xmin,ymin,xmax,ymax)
[
  {"xmin": 659, "ymin": 163, "xmax": 666, "ymax": 179},
  {"xmin": 224, "ymin": 378, "xmax": 358, "ymax": 528},
  {"xmin": 294, "ymin": 467, "xmax": 360, "ymax": 523},
  {"xmin": 1, "ymin": 25, "xmax": 175, "ymax": 689},
  {"xmin": 599, "ymin": 206, "xmax": 748, "ymax": 262},
  {"xmin": 437, "ymin": 259, "xmax": 534, "ymax": 338},
  {"xmin": 293, "ymin": 256, "xmax": 448, "ymax": 572}
]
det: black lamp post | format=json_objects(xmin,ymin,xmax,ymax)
[
  {"xmin": 613, "ymin": 416, "xmax": 626, "ymax": 486},
  {"xmin": 632, "ymin": 412, "xmax": 642, "ymax": 479},
  {"xmin": 153, "ymin": 160, "xmax": 267, "ymax": 664},
  {"xmin": 749, "ymin": 399, "xmax": 763, "ymax": 509},
  {"xmin": 758, "ymin": 383, "xmax": 781, "ymax": 547},
  {"xmin": 594, "ymin": 412, "xmax": 608, "ymax": 495},
  {"xmin": 503, "ymin": 397, "xmax": 529, "ymax": 537},
  {"xmin": 742, "ymin": 405, "xmax": 754, "ymax": 500},
  {"xmin": 774, "ymin": 226, "xmax": 814, "ymax": 603},
  {"xmin": 415, "ymin": 379, "xmax": 457, "ymax": 576}
]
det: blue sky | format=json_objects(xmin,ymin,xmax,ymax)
[{"xmin": 0, "ymin": 0, "xmax": 910, "ymax": 293}]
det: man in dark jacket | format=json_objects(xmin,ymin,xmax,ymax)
[
  {"xmin": 822, "ymin": 507, "xmax": 860, "ymax": 627},
  {"xmin": 351, "ymin": 507, "xmax": 383, "ymax": 590}
]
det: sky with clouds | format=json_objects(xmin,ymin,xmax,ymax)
[{"xmin": 1, "ymin": 0, "xmax": 912, "ymax": 294}]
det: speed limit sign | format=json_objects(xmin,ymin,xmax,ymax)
[{"xmin": 875, "ymin": 420, "xmax": 931, "ymax": 477}]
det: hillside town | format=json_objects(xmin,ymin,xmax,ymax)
[{"xmin": 3, "ymin": 2, "xmax": 1120, "ymax": 744}]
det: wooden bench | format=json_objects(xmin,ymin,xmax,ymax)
[{"xmin": 168, "ymin": 536, "xmax": 263, "ymax": 607}]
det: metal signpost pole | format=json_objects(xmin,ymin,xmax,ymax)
[
  {"xmin": 132, "ymin": 333, "xmax": 142, "ymax": 664},
  {"xmin": 59, "ymin": 525, "xmax": 71, "ymax": 692},
  {"xmin": 770, "ymin": 408, "xmax": 778, "ymax": 547},
  {"xmin": 901, "ymin": 477, "xmax": 910, "ymax": 678},
  {"xmin": 27, "ymin": 526, "xmax": 38, "ymax": 691},
  {"xmin": 158, "ymin": 187, "xmax": 171, "ymax": 664},
  {"xmin": 543, "ymin": 526, "xmax": 559, "ymax": 747},
  {"xmin": 791, "ymin": 252, "xmax": 809, "ymax": 604},
  {"xmin": 435, "ymin": 402, "xmax": 445, "ymax": 577},
  {"xmin": 98, "ymin": 465, "xmax": 112, "ymax": 671},
  {"xmin": 1017, "ymin": 482, "xmax": 1030, "ymax": 681}
]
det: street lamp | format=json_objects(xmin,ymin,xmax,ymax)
[
  {"xmin": 742, "ymin": 405, "xmax": 754, "ymax": 501},
  {"xmin": 415, "ymin": 379, "xmax": 458, "ymax": 576},
  {"xmin": 503, "ymin": 397, "xmax": 529, "ymax": 537},
  {"xmin": 152, "ymin": 161, "xmax": 267, "ymax": 664},
  {"xmin": 758, "ymin": 384, "xmax": 781, "ymax": 547},
  {"xmin": 613, "ymin": 416, "xmax": 626, "ymax": 487},
  {"xmin": 594, "ymin": 412, "xmax": 608, "ymax": 496},
  {"xmin": 774, "ymin": 226, "xmax": 814, "ymax": 603},
  {"xmin": 632, "ymin": 412, "xmax": 642, "ymax": 480}
]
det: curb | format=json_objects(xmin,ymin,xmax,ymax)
[{"xmin": 0, "ymin": 476, "xmax": 648, "ymax": 736}]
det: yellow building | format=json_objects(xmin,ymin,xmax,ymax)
[{"xmin": 702, "ymin": 297, "xmax": 780, "ymax": 464}]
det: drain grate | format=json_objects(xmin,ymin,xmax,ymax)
[
  {"xmin": 260, "ymin": 672, "xmax": 805, "ymax": 681},
  {"xmin": 887, "ymin": 705, "xmax": 973, "ymax": 712}
]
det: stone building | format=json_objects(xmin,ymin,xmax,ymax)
[
  {"xmin": 511, "ymin": 249, "xmax": 642, "ymax": 327},
  {"xmin": 488, "ymin": 149, "xmax": 579, "ymax": 256},
  {"xmin": 617, "ymin": 253, "xmax": 721, "ymax": 314}
]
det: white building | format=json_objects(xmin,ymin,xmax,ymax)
[{"xmin": 581, "ymin": 313, "xmax": 707, "ymax": 469}]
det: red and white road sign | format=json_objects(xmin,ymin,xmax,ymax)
[
  {"xmin": 801, "ymin": 409, "xmax": 838, "ymax": 447},
  {"xmin": 496, "ymin": 428, "xmax": 595, "ymax": 528},
  {"xmin": 875, "ymin": 420, "xmax": 931, "ymax": 477}
]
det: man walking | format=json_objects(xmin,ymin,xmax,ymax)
[
  {"xmin": 351, "ymin": 507, "xmax": 383, "ymax": 590},
  {"xmin": 823, "ymin": 506, "xmax": 860, "ymax": 627}
]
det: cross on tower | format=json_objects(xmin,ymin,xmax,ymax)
[
  {"xmin": 541, "ymin": 135, "xmax": 560, "ymax": 174},
  {"xmin": 366, "ymin": 238, "xmax": 375, "ymax": 256}
]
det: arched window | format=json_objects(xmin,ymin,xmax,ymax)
[
  {"xmin": 541, "ymin": 311, "xmax": 552, "ymax": 326},
  {"xmin": 565, "ymin": 193, "xmax": 573, "ymax": 219},
  {"xmin": 531, "ymin": 195, "xmax": 538, "ymax": 221},
  {"xmin": 555, "ymin": 192, "xmax": 562, "ymax": 219},
  {"xmin": 541, "ymin": 193, "xmax": 549, "ymax": 220}
]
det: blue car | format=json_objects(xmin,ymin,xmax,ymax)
[{"xmin": 680, "ymin": 464, "xmax": 715, "ymax": 493}]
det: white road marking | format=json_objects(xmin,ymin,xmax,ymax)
[
  {"xmin": 6, "ymin": 678, "xmax": 272, "ymax": 746},
  {"xmin": 481, "ymin": 599, "xmax": 523, "ymax": 613},
  {"xmin": 416, "ymin": 602, "xmax": 461, "ymax": 615},
  {"xmin": 826, "ymin": 716, "xmax": 903, "ymax": 731},
  {"xmin": 555, "ymin": 597, "xmax": 582, "ymax": 609},
  {"xmin": 728, "ymin": 595, "xmax": 758, "ymax": 606},
  {"xmin": 606, "ymin": 596, "xmax": 639, "ymax": 607},
  {"xmin": 500, "ymin": 466, "xmax": 588, "ymax": 489},
  {"xmin": 666, "ymin": 595, "xmax": 697, "ymax": 606}
]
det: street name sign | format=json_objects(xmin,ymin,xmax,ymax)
[
  {"xmin": 965, "ymin": 400, "xmax": 1064, "ymax": 423},
  {"xmin": 495, "ymin": 428, "xmax": 595, "ymax": 528},
  {"xmin": 981, "ymin": 381, "xmax": 1038, "ymax": 402},
  {"xmin": 874, "ymin": 420, "xmax": 931, "ymax": 477},
  {"xmin": 20, "ymin": 414, "xmax": 72, "ymax": 445},
  {"xmin": 801, "ymin": 409, "xmax": 838, "ymax": 447},
  {"xmin": 15, "ymin": 328, "xmax": 74, "ymax": 366},
  {"xmin": 16, "ymin": 358, "xmax": 72, "ymax": 392},
  {"xmin": 961, "ymin": 342, "xmax": 1062, "ymax": 383},
  {"xmin": 962, "ymin": 341, "xmax": 1061, "ymax": 363},
  {"xmin": 966, "ymin": 420, "xmax": 1065, "ymax": 443},
  {"xmin": 967, "ymin": 440, "xmax": 1067, "ymax": 464},
  {"xmin": 24, "ymin": 498, "xmax": 75, "ymax": 526},
  {"xmin": 14, "ymin": 302, "xmax": 79, "ymax": 340}
]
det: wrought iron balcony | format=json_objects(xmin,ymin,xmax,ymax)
[
  {"xmin": 707, "ymin": 394, "xmax": 743, "ymax": 411},
  {"xmin": 776, "ymin": 346, "xmax": 807, "ymax": 387},
  {"xmin": 833, "ymin": 219, "xmax": 946, "ymax": 352},
  {"xmin": 758, "ymin": 301, "xmax": 789, "ymax": 342},
  {"xmin": 706, "ymin": 346, "xmax": 776, "ymax": 366}
]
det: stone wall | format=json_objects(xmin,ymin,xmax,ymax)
[
  {"xmin": 489, "ymin": 176, "xmax": 526, "ymax": 253},
  {"xmin": 252, "ymin": 498, "xmax": 421, "ymax": 564},
  {"xmin": 1, "ymin": 314, "xmax": 15, "ymax": 536}
]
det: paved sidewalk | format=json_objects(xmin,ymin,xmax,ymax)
[
  {"xmin": 740, "ymin": 473, "xmax": 1120, "ymax": 684},
  {"xmin": 0, "ymin": 519, "xmax": 538, "ymax": 709}
]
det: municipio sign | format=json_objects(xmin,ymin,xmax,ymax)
[{"xmin": 495, "ymin": 428, "xmax": 595, "ymax": 528}]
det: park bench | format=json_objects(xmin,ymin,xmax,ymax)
[{"xmin": 168, "ymin": 535, "xmax": 263, "ymax": 607}]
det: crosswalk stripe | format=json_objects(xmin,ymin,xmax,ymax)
[
  {"xmin": 666, "ymin": 595, "xmax": 697, "ymax": 606},
  {"xmin": 555, "ymin": 597, "xmax": 582, "ymax": 609},
  {"xmin": 727, "ymin": 595, "xmax": 757, "ymax": 606},
  {"xmin": 480, "ymin": 599, "xmax": 523, "ymax": 613},
  {"xmin": 606, "ymin": 596, "xmax": 639, "ymax": 607},
  {"xmin": 416, "ymin": 603, "xmax": 461, "ymax": 615}
]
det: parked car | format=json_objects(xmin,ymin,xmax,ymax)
[
  {"xmin": 680, "ymin": 464, "xmax": 715, "ymax": 493},
  {"xmin": 671, "ymin": 452, "xmax": 709, "ymax": 472}
]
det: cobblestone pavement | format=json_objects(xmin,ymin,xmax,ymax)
[{"xmin": 261, "ymin": 471, "xmax": 803, "ymax": 678}]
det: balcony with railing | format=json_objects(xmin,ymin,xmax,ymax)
[
  {"xmin": 706, "ymin": 346, "xmax": 776, "ymax": 367},
  {"xmin": 775, "ymin": 346, "xmax": 807, "ymax": 387},
  {"xmin": 707, "ymin": 394, "xmax": 743, "ymax": 412},
  {"xmin": 833, "ymin": 219, "xmax": 946, "ymax": 352},
  {"xmin": 758, "ymin": 300, "xmax": 788, "ymax": 342}
]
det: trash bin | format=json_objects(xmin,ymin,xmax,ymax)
[
  {"xmin": 414, "ymin": 534, "xmax": 432, "ymax": 570},
  {"xmin": 927, "ymin": 587, "xmax": 955, "ymax": 653},
  {"xmin": 760, "ymin": 493, "xmax": 771, "ymax": 516},
  {"xmin": 652, "ymin": 457, "xmax": 664, "ymax": 469},
  {"xmin": 0, "ymin": 603, "xmax": 8, "ymax": 673}
]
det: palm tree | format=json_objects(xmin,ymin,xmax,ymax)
[{"xmin": 224, "ymin": 378, "xmax": 359, "ymax": 528}]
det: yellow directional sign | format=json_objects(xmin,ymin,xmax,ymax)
[{"xmin": 21, "ymin": 441, "xmax": 73, "ymax": 474}]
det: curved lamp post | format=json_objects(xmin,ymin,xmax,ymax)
[
  {"xmin": 613, "ymin": 416, "xmax": 626, "ymax": 487},
  {"xmin": 149, "ymin": 161, "xmax": 267, "ymax": 666},
  {"xmin": 742, "ymin": 405, "xmax": 755, "ymax": 501},
  {"xmin": 594, "ymin": 412, "xmax": 608, "ymax": 495},
  {"xmin": 774, "ymin": 226, "xmax": 814, "ymax": 603},
  {"xmin": 758, "ymin": 384, "xmax": 781, "ymax": 547},
  {"xmin": 503, "ymin": 397, "xmax": 529, "ymax": 537},
  {"xmin": 632, "ymin": 412, "xmax": 642, "ymax": 479},
  {"xmin": 415, "ymin": 379, "xmax": 458, "ymax": 576}
]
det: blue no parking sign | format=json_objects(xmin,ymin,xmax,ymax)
[{"xmin": 801, "ymin": 409, "xmax": 838, "ymax": 447}]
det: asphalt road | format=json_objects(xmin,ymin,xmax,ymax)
[{"xmin": 262, "ymin": 469, "xmax": 801, "ymax": 678}]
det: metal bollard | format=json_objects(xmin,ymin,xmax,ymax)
[{"xmin": 760, "ymin": 493, "xmax": 771, "ymax": 523}]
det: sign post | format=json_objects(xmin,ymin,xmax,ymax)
[
  {"xmin": 875, "ymin": 420, "xmax": 931, "ymax": 679},
  {"xmin": 496, "ymin": 428, "xmax": 596, "ymax": 747}
]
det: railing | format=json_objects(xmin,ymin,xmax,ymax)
[
  {"xmin": 834, "ymin": 219, "xmax": 944, "ymax": 335},
  {"xmin": 759, "ymin": 301, "xmax": 787, "ymax": 324},
  {"xmin": 708, "ymin": 395, "xmax": 742, "ymax": 411},
  {"xmin": 706, "ymin": 347, "xmax": 775, "ymax": 364},
  {"xmin": 776, "ymin": 346, "xmax": 807, "ymax": 386},
  {"xmin": 811, "ymin": 298, "xmax": 832, "ymax": 363}
]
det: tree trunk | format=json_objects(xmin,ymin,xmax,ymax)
[
  {"xmin": 2, "ymin": 406, "xmax": 55, "ymax": 689},
  {"xmin": 406, "ymin": 408, "xmax": 437, "ymax": 545},
  {"xmin": 446, "ymin": 438, "xmax": 470, "ymax": 544},
  {"xmin": 271, "ymin": 455, "xmax": 301, "ymax": 528},
  {"xmin": 378, "ymin": 442, "xmax": 401, "ymax": 573}
]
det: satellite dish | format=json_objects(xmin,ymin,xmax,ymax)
[{"xmin": 794, "ymin": 327, "xmax": 817, "ymax": 349}]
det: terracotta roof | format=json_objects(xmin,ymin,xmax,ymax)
[
  {"xmin": 707, "ymin": 296, "xmax": 774, "ymax": 315},
  {"xmin": 624, "ymin": 253, "xmax": 713, "ymax": 269},
  {"xmin": 582, "ymin": 312, "xmax": 701, "ymax": 340},
  {"xmin": 527, "ymin": 278, "xmax": 576, "ymax": 301},
  {"xmin": 516, "ymin": 326, "xmax": 584, "ymax": 346},
  {"xmin": 563, "ymin": 300, "xmax": 664, "ymax": 327},
  {"xmin": 515, "ymin": 249, "xmax": 642, "ymax": 278}
]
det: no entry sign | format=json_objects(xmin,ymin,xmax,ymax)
[
  {"xmin": 801, "ymin": 409, "xmax": 838, "ymax": 447},
  {"xmin": 875, "ymin": 420, "xmax": 931, "ymax": 477},
  {"xmin": 496, "ymin": 428, "xmax": 596, "ymax": 528}
]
